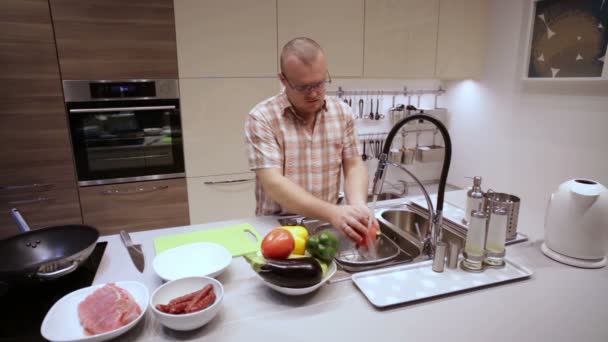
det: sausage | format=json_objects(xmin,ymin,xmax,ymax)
[
  {"xmin": 168, "ymin": 284, "xmax": 213, "ymax": 306},
  {"xmin": 168, "ymin": 301, "xmax": 190, "ymax": 314},
  {"xmin": 184, "ymin": 286, "xmax": 213, "ymax": 312},
  {"xmin": 155, "ymin": 304, "xmax": 171, "ymax": 313},
  {"xmin": 184, "ymin": 290, "xmax": 216, "ymax": 313},
  {"xmin": 156, "ymin": 284, "xmax": 215, "ymax": 314}
]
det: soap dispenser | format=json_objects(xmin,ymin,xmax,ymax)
[{"xmin": 463, "ymin": 176, "xmax": 484, "ymax": 225}]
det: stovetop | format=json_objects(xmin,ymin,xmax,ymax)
[{"xmin": 0, "ymin": 242, "xmax": 107, "ymax": 342}]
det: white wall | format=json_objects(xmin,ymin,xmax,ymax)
[{"xmin": 445, "ymin": 0, "xmax": 608, "ymax": 239}]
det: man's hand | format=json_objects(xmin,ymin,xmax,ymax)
[{"xmin": 328, "ymin": 203, "xmax": 376, "ymax": 243}]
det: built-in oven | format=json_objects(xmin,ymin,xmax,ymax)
[{"xmin": 63, "ymin": 79, "xmax": 185, "ymax": 186}]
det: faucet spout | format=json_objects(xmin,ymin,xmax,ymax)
[{"xmin": 371, "ymin": 114, "xmax": 452, "ymax": 271}]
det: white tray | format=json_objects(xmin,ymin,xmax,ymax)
[{"xmin": 352, "ymin": 259, "xmax": 533, "ymax": 308}]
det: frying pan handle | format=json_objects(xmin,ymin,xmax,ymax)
[
  {"xmin": 37, "ymin": 260, "xmax": 79, "ymax": 279},
  {"xmin": 10, "ymin": 208, "xmax": 31, "ymax": 233}
]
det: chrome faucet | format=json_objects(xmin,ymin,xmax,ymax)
[{"xmin": 371, "ymin": 114, "xmax": 452, "ymax": 272}]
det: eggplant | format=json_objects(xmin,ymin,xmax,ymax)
[{"xmin": 245, "ymin": 254, "xmax": 323, "ymax": 288}]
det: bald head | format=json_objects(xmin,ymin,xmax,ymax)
[{"xmin": 280, "ymin": 37, "xmax": 325, "ymax": 74}]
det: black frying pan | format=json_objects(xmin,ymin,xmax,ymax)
[{"xmin": 0, "ymin": 209, "xmax": 99, "ymax": 288}]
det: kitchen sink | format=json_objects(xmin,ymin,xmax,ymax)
[
  {"xmin": 367, "ymin": 192, "xmax": 402, "ymax": 202},
  {"xmin": 376, "ymin": 208, "xmax": 431, "ymax": 245},
  {"xmin": 277, "ymin": 204, "xmax": 467, "ymax": 275},
  {"xmin": 336, "ymin": 192, "xmax": 402, "ymax": 205},
  {"xmin": 278, "ymin": 207, "xmax": 433, "ymax": 273}
]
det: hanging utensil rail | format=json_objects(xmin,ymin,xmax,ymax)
[{"xmin": 328, "ymin": 86, "xmax": 445, "ymax": 98}]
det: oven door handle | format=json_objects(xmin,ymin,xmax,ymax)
[
  {"xmin": 97, "ymin": 154, "xmax": 170, "ymax": 161},
  {"xmin": 69, "ymin": 105, "xmax": 176, "ymax": 113}
]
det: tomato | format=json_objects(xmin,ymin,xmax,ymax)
[
  {"xmin": 261, "ymin": 228, "xmax": 295, "ymax": 259},
  {"xmin": 357, "ymin": 219, "xmax": 380, "ymax": 248}
]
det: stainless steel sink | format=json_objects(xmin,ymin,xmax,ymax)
[
  {"xmin": 376, "ymin": 208, "xmax": 430, "ymax": 246},
  {"xmin": 278, "ymin": 207, "xmax": 432, "ymax": 273},
  {"xmin": 367, "ymin": 192, "xmax": 401, "ymax": 202},
  {"xmin": 376, "ymin": 207, "xmax": 466, "ymax": 262}
]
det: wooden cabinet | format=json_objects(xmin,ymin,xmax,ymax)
[
  {"xmin": 179, "ymin": 78, "xmax": 279, "ymax": 177},
  {"xmin": 0, "ymin": 187, "xmax": 82, "ymax": 238},
  {"xmin": 364, "ymin": 0, "xmax": 440, "ymax": 78},
  {"xmin": 435, "ymin": 0, "xmax": 487, "ymax": 79},
  {"xmin": 79, "ymin": 178, "xmax": 189, "ymax": 235},
  {"xmin": 49, "ymin": 0, "xmax": 178, "ymax": 79},
  {"xmin": 0, "ymin": 0, "xmax": 81, "ymax": 239},
  {"xmin": 174, "ymin": 0, "xmax": 277, "ymax": 77},
  {"xmin": 187, "ymin": 174, "xmax": 256, "ymax": 224},
  {"xmin": 277, "ymin": 0, "xmax": 364, "ymax": 77}
]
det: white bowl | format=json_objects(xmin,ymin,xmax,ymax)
[
  {"xmin": 153, "ymin": 242, "xmax": 232, "ymax": 281},
  {"xmin": 259, "ymin": 261, "xmax": 337, "ymax": 296},
  {"xmin": 41, "ymin": 281, "xmax": 149, "ymax": 342},
  {"xmin": 150, "ymin": 276, "xmax": 223, "ymax": 331}
]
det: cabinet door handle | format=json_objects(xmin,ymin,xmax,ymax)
[
  {"xmin": 0, "ymin": 183, "xmax": 54, "ymax": 191},
  {"xmin": 7, "ymin": 196, "xmax": 54, "ymax": 205},
  {"xmin": 69, "ymin": 105, "xmax": 176, "ymax": 113},
  {"xmin": 203, "ymin": 178, "xmax": 254, "ymax": 185},
  {"xmin": 101, "ymin": 185, "xmax": 169, "ymax": 195}
]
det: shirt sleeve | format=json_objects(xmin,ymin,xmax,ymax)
[
  {"xmin": 244, "ymin": 110, "xmax": 282, "ymax": 170},
  {"xmin": 340, "ymin": 103, "xmax": 361, "ymax": 160}
]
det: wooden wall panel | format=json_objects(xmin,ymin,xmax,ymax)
[
  {"xmin": 0, "ymin": 0, "xmax": 55, "ymax": 43},
  {"xmin": 50, "ymin": 0, "xmax": 178, "ymax": 79},
  {"xmin": 0, "ymin": 0, "xmax": 82, "ymax": 238}
]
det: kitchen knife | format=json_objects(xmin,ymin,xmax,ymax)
[{"xmin": 120, "ymin": 230, "xmax": 145, "ymax": 273}]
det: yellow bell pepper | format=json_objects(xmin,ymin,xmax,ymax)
[{"xmin": 282, "ymin": 226, "xmax": 309, "ymax": 255}]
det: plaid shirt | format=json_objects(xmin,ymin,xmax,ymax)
[{"xmin": 245, "ymin": 92, "xmax": 360, "ymax": 216}]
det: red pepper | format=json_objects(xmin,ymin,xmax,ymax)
[{"xmin": 357, "ymin": 219, "xmax": 379, "ymax": 247}]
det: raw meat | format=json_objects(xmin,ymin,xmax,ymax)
[{"xmin": 78, "ymin": 283, "xmax": 141, "ymax": 335}]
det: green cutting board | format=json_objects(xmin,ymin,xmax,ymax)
[{"xmin": 154, "ymin": 223, "xmax": 262, "ymax": 257}]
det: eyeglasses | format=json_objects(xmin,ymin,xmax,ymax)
[{"xmin": 282, "ymin": 71, "xmax": 332, "ymax": 93}]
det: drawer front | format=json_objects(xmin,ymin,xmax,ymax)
[
  {"xmin": 79, "ymin": 178, "xmax": 189, "ymax": 235},
  {"xmin": 0, "ymin": 184, "xmax": 82, "ymax": 239}
]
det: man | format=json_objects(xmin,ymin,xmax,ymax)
[{"xmin": 245, "ymin": 37, "xmax": 375, "ymax": 243}]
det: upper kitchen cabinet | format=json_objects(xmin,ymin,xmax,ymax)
[
  {"xmin": 364, "ymin": 0, "xmax": 439, "ymax": 78},
  {"xmin": 49, "ymin": 0, "xmax": 178, "ymax": 80},
  {"xmin": 174, "ymin": 0, "xmax": 277, "ymax": 78},
  {"xmin": 0, "ymin": 0, "xmax": 81, "ymax": 238},
  {"xmin": 278, "ymin": 0, "xmax": 364, "ymax": 77},
  {"xmin": 180, "ymin": 78, "xmax": 278, "ymax": 177},
  {"xmin": 435, "ymin": 0, "xmax": 487, "ymax": 79}
]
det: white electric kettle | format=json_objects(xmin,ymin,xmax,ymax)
[{"xmin": 541, "ymin": 179, "xmax": 608, "ymax": 268}]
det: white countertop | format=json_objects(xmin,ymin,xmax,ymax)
[{"xmin": 96, "ymin": 191, "xmax": 608, "ymax": 342}]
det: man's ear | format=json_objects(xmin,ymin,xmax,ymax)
[{"xmin": 278, "ymin": 72, "xmax": 287, "ymax": 87}]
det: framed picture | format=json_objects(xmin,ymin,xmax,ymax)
[{"xmin": 523, "ymin": 0, "xmax": 608, "ymax": 80}]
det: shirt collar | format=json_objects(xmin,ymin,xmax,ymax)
[{"xmin": 279, "ymin": 92, "xmax": 327, "ymax": 123}]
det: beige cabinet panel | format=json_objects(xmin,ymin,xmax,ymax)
[
  {"xmin": 187, "ymin": 174, "xmax": 256, "ymax": 224},
  {"xmin": 364, "ymin": 0, "xmax": 439, "ymax": 78},
  {"xmin": 174, "ymin": 0, "xmax": 277, "ymax": 77},
  {"xmin": 180, "ymin": 78, "xmax": 279, "ymax": 177},
  {"xmin": 278, "ymin": 0, "xmax": 364, "ymax": 77},
  {"xmin": 435, "ymin": 0, "xmax": 487, "ymax": 79}
]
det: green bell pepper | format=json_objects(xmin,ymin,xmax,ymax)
[{"xmin": 306, "ymin": 230, "xmax": 340, "ymax": 263}]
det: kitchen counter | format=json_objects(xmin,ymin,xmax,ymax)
[{"xmin": 97, "ymin": 190, "xmax": 608, "ymax": 342}]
